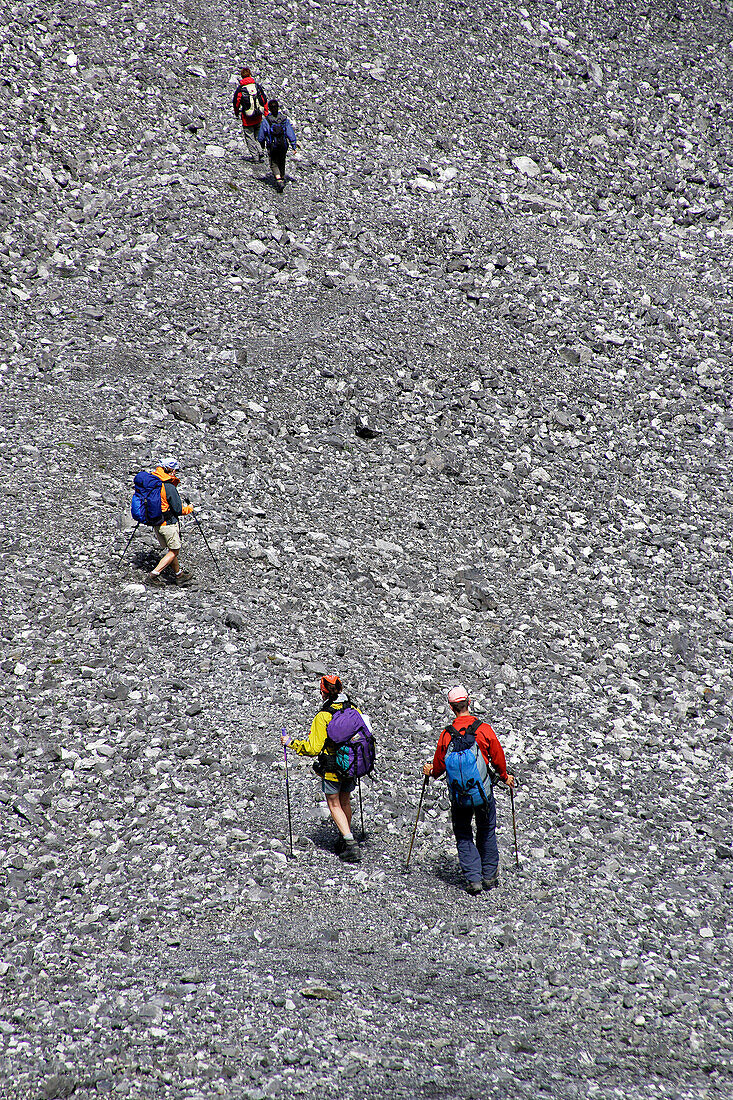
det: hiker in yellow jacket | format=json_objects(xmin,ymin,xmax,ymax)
[{"xmin": 281, "ymin": 674, "xmax": 361, "ymax": 863}]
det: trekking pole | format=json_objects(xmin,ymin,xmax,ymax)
[
  {"xmin": 510, "ymin": 784, "xmax": 519, "ymax": 868},
  {"xmin": 282, "ymin": 728, "xmax": 294, "ymax": 859},
  {"xmin": 405, "ymin": 775, "xmax": 429, "ymax": 872},
  {"xmin": 115, "ymin": 523, "xmax": 139, "ymax": 569},
  {"xmin": 185, "ymin": 501, "xmax": 223, "ymax": 576},
  {"xmin": 358, "ymin": 776, "xmax": 366, "ymax": 842}
]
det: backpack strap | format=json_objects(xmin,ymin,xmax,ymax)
[
  {"xmin": 467, "ymin": 719, "xmax": 501, "ymax": 786},
  {"xmin": 446, "ymin": 718, "xmax": 481, "ymax": 744},
  {"xmin": 320, "ymin": 698, "xmax": 352, "ymax": 714}
]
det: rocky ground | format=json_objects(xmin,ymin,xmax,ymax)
[{"xmin": 1, "ymin": 0, "xmax": 733, "ymax": 1097}]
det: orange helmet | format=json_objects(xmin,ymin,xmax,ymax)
[{"xmin": 320, "ymin": 674, "xmax": 342, "ymax": 696}]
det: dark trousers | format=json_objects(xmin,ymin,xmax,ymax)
[
  {"xmin": 451, "ymin": 790, "xmax": 498, "ymax": 884},
  {"xmin": 269, "ymin": 147, "xmax": 287, "ymax": 182}
]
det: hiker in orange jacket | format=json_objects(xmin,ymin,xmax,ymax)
[{"xmin": 145, "ymin": 459, "xmax": 194, "ymax": 587}]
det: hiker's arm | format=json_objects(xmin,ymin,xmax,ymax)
[
  {"xmin": 286, "ymin": 119, "xmax": 297, "ymax": 149},
  {"xmin": 430, "ymin": 730, "xmax": 449, "ymax": 779},
  {"xmin": 257, "ymin": 118, "xmax": 269, "ymax": 143},
  {"xmin": 479, "ymin": 724, "xmax": 508, "ymax": 783},
  {"xmin": 288, "ymin": 711, "xmax": 328, "ymax": 757},
  {"xmin": 165, "ymin": 483, "xmax": 183, "ymax": 518}
]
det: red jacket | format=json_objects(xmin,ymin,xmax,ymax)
[
  {"xmin": 234, "ymin": 78, "xmax": 268, "ymax": 127},
  {"xmin": 432, "ymin": 713, "xmax": 508, "ymax": 783}
]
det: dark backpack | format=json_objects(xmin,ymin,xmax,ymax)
[
  {"xmin": 315, "ymin": 702, "xmax": 376, "ymax": 780},
  {"xmin": 234, "ymin": 83, "xmax": 263, "ymax": 119},
  {"xmin": 443, "ymin": 719, "xmax": 495, "ymax": 808},
  {"xmin": 131, "ymin": 471, "xmax": 164, "ymax": 526},
  {"xmin": 267, "ymin": 117, "xmax": 288, "ymax": 151}
]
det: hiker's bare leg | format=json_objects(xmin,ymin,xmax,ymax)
[
  {"xmin": 326, "ymin": 792, "xmax": 351, "ymax": 837},
  {"xmin": 153, "ymin": 550, "xmax": 178, "ymax": 576},
  {"xmin": 339, "ymin": 791, "xmax": 353, "ymax": 831}
]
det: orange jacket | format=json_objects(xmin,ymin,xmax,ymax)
[{"xmin": 151, "ymin": 468, "xmax": 192, "ymax": 523}]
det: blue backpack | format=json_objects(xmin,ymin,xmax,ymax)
[
  {"xmin": 444, "ymin": 719, "xmax": 495, "ymax": 807},
  {"xmin": 131, "ymin": 471, "xmax": 164, "ymax": 526},
  {"xmin": 316, "ymin": 702, "xmax": 376, "ymax": 780},
  {"xmin": 267, "ymin": 117, "xmax": 288, "ymax": 151}
]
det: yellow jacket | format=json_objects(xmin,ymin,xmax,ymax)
[{"xmin": 289, "ymin": 699, "xmax": 359, "ymax": 783}]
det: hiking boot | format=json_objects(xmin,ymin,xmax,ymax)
[
  {"xmin": 334, "ymin": 836, "xmax": 346, "ymax": 855},
  {"xmin": 146, "ymin": 572, "xmax": 165, "ymax": 587},
  {"xmin": 482, "ymin": 873, "xmax": 499, "ymax": 890},
  {"xmin": 174, "ymin": 570, "xmax": 194, "ymax": 586},
  {"xmin": 339, "ymin": 838, "xmax": 361, "ymax": 864},
  {"xmin": 467, "ymin": 881, "xmax": 483, "ymax": 896}
]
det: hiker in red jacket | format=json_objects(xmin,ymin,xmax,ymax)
[
  {"xmin": 233, "ymin": 67, "xmax": 268, "ymax": 161},
  {"xmin": 423, "ymin": 685, "xmax": 514, "ymax": 895}
]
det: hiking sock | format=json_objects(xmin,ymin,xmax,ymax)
[{"xmin": 343, "ymin": 832, "xmax": 354, "ymax": 841}]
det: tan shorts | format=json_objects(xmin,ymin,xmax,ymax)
[{"xmin": 155, "ymin": 522, "xmax": 181, "ymax": 552}]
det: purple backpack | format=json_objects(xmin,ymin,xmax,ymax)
[{"xmin": 320, "ymin": 704, "xmax": 376, "ymax": 779}]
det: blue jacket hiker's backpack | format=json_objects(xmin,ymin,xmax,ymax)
[
  {"xmin": 267, "ymin": 117, "xmax": 288, "ymax": 151},
  {"xmin": 444, "ymin": 719, "xmax": 495, "ymax": 808},
  {"xmin": 131, "ymin": 471, "xmax": 164, "ymax": 526},
  {"xmin": 319, "ymin": 702, "xmax": 376, "ymax": 780}
]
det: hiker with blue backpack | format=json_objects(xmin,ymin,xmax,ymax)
[
  {"xmin": 257, "ymin": 99, "xmax": 296, "ymax": 193},
  {"xmin": 130, "ymin": 459, "xmax": 195, "ymax": 587},
  {"xmin": 281, "ymin": 674, "xmax": 375, "ymax": 864},
  {"xmin": 423, "ymin": 685, "xmax": 514, "ymax": 896}
]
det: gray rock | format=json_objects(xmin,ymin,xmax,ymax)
[
  {"xmin": 224, "ymin": 609, "xmax": 246, "ymax": 631},
  {"xmin": 166, "ymin": 400, "xmax": 202, "ymax": 426},
  {"xmin": 41, "ymin": 1076, "xmax": 77, "ymax": 1100},
  {"xmin": 300, "ymin": 985, "xmax": 341, "ymax": 1001}
]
